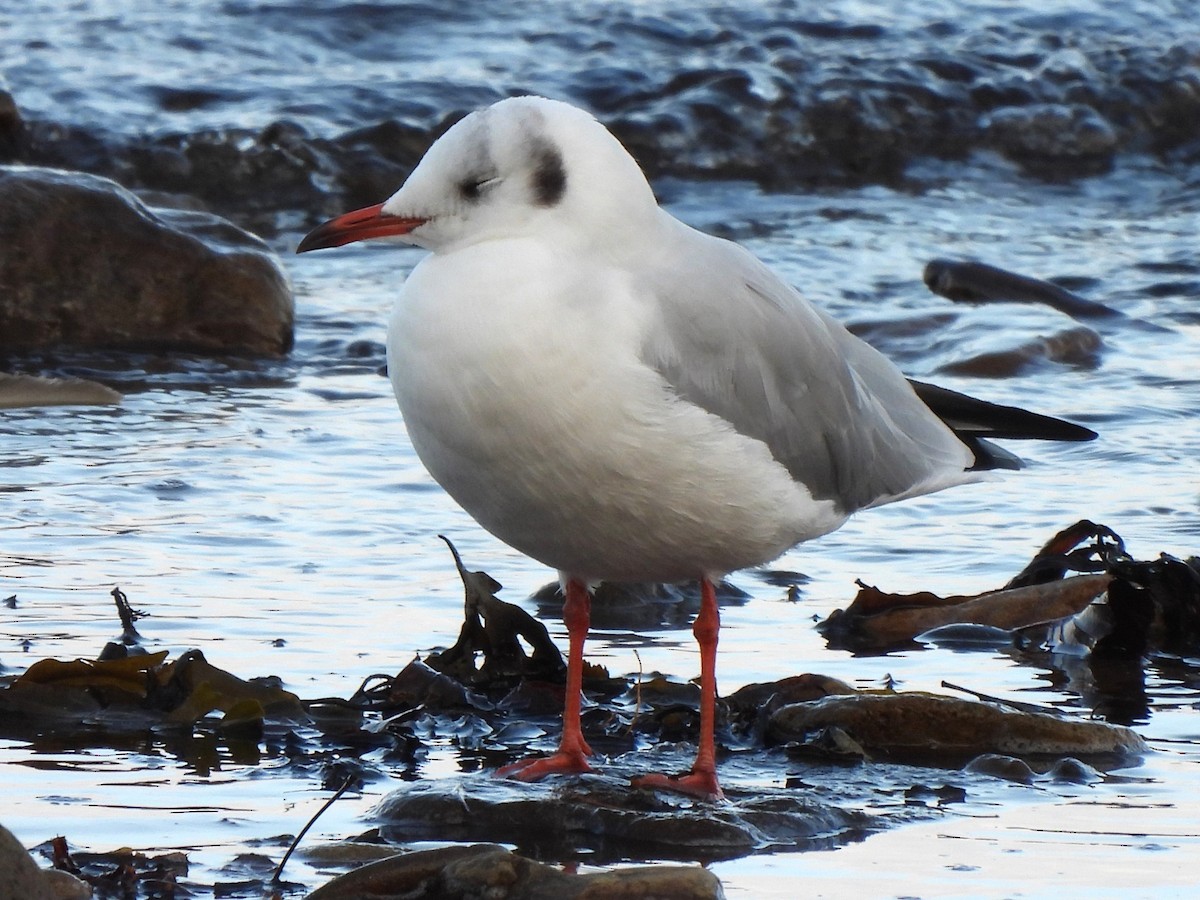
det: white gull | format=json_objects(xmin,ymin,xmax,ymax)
[{"xmin": 298, "ymin": 95, "xmax": 1095, "ymax": 799}]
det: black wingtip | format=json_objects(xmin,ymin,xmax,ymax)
[{"xmin": 909, "ymin": 379, "xmax": 1098, "ymax": 444}]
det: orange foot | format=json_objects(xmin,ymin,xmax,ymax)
[
  {"xmin": 496, "ymin": 746, "xmax": 593, "ymax": 782},
  {"xmin": 631, "ymin": 770, "xmax": 725, "ymax": 801}
]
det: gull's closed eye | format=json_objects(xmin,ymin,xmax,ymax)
[{"xmin": 459, "ymin": 175, "xmax": 501, "ymax": 201}]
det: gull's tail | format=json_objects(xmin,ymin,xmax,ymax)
[{"xmin": 908, "ymin": 379, "xmax": 1097, "ymax": 471}]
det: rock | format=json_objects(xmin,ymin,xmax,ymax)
[
  {"xmin": 0, "ymin": 823, "xmax": 91, "ymax": 900},
  {"xmin": 373, "ymin": 775, "xmax": 867, "ymax": 861},
  {"xmin": 5, "ymin": 10, "xmax": 1200, "ymax": 210},
  {"xmin": 767, "ymin": 692, "xmax": 1149, "ymax": 762},
  {"xmin": 0, "ymin": 166, "xmax": 292, "ymax": 356},
  {"xmin": 982, "ymin": 103, "xmax": 1118, "ymax": 176},
  {"xmin": 0, "ymin": 90, "xmax": 23, "ymax": 161},
  {"xmin": 306, "ymin": 843, "xmax": 726, "ymax": 900},
  {"xmin": 923, "ymin": 259, "xmax": 1125, "ymax": 321},
  {"xmin": 963, "ymin": 753, "xmax": 1036, "ymax": 784},
  {"xmin": 935, "ymin": 323, "xmax": 1103, "ymax": 376},
  {"xmin": 127, "ymin": 121, "xmax": 327, "ymax": 230},
  {"xmin": 0, "ymin": 373, "xmax": 121, "ymax": 408}
]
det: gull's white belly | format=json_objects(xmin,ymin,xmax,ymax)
[{"xmin": 387, "ymin": 243, "xmax": 845, "ymax": 583}]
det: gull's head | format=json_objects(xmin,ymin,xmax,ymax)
[{"xmin": 297, "ymin": 96, "xmax": 659, "ymax": 255}]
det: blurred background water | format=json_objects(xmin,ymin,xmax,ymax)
[{"xmin": 2, "ymin": 1, "xmax": 1199, "ymax": 896}]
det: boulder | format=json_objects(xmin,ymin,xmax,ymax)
[
  {"xmin": 0, "ymin": 823, "xmax": 90, "ymax": 900},
  {"xmin": 0, "ymin": 166, "xmax": 292, "ymax": 356}
]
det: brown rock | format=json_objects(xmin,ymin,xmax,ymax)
[
  {"xmin": 0, "ymin": 91, "xmax": 24, "ymax": 161},
  {"xmin": 306, "ymin": 843, "xmax": 725, "ymax": 900},
  {"xmin": 0, "ymin": 822, "xmax": 90, "ymax": 900},
  {"xmin": 0, "ymin": 373, "xmax": 121, "ymax": 408},
  {"xmin": 768, "ymin": 691, "xmax": 1148, "ymax": 760},
  {"xmin": 0, "ymin": 165, "xmax": 292, "ymax": 356}
]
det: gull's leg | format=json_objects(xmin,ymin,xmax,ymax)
[
  {"xmin": 631, "ymin": 577, "xmax": 724, "ymax": 800},
  {"xmin": 497, "ymin": 577, "xmax": 594, "ymax": 780}
]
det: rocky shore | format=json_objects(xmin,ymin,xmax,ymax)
[
  {"xmin": 3, "ymin": 3, "xmax": 1198, "ymax": 362},
  {"xmin": 2, "ymin": 5, "xmax": 1198, "ymax": 239}
]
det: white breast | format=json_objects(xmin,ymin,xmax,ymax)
[{"xmin": 386, "ymin": 236, "xmax": 845, "ymax": 583}]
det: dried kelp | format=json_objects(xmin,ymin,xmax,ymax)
[{"xmin": 819, "ymin": 520, "xmax": 1199, "ymax": 655}]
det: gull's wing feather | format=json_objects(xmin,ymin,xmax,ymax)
[{"xmin": 639, "ymin": 222, "xmax": 976, "ymax": 514}]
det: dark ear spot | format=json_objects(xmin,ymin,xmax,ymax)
[{"xmin": 531, "ymin": 145, "xmax": 566, "ymax": 207}]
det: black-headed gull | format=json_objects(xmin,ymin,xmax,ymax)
[{"xmin": 298, "ymin": 96, "xmax": 1095, "ymax": 799}]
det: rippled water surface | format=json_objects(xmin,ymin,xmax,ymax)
[
  {"xmin": 6, "ymin": 163, "xmax": 1199, "ymax": 897},
  {"xmin": 3, "ymin": 1, "xmax": 1200, "ymax": 897}
]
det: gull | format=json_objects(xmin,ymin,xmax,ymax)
[{"xmin": 297, "ymin": 96, "xmax": 1095, "ymax": 799}]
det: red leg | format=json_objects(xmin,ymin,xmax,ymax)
[
  {"xmin": 497, "ymin": 577, "xmax": 594, "ymax": 781},
  {"xmin": 632, "ymin": 577, "xmax": 724, "ymax": 800}
]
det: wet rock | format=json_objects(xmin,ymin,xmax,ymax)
[
  {"xmin": 0, "ymin": 823, "xmax": 90, "ymax": 900},
  {"xmin": 983, "ymin": 103, "xmax": 1118, "ymax": 176},
  {"xmin": 0, "ymin": 166, "xmax": 293, "ymax": 356},
  {"xmin": 374, "ymin": 775, "xmax": 867, "ymax": 862},
  {"xmin": 306, "ymin": 843, "xmax": 725, "ymax": 900},
  {"xmin": 5, "ymin": 8, "xmax": 1200, "ymax": 211},
  {"xmin": 326, "ymin": 119, "xmax": 432, "ymax": 213},
  {"xmin": 963, "ymin": 753, "xmax": 1036, "ymax": 784},
  {"xmin": 726, "ymin": 674, "xmax": 856, "ymax": 714},
  {"xmin": 935, "ymin": 323, "xmax": 1103, "ymax": 376},
  {"xmin": 0, "ymin": 373, "xmax": 121, "ymax": 408},
  {"xmin": 1047, "ymin": 757, "xmax": 1102, "ymax": 784},
  {"xmin": 767, "ymin": 692, "xmax": 1148, "ymax": 763},
  {"xmin": 923, "ymin": 259, "xmax": 1125, "ymax": 321},
  {"xmin": 0, "ymin": 90, "xmax": 23, "ymax": 162},
  {"xmin": 725, "ymin": 674, "xmax": 856, "ymax": 744},
  {"xmin": 128, "ymin": 122, "xmax": 327, "ymax": 230}
]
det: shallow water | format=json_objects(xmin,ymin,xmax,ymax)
[
  {"xmin": 5, "ymin": 161, "xmax": 1200, "ymax": 896},
  {"xmin": 4, "ymin": 1, "xmax": 1200, "ymax": 896}
]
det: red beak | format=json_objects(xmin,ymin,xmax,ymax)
[{"xmin": 296, "ymin": 203, "xmax": 427, "ymax": 253}]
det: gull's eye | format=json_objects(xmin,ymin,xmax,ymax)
[{"xmin": 458, "ymin": 175, "xmax": 500, "ymax": 202}]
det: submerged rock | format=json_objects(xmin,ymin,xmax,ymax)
[
  {"xmin": 373, "ymin": 775, "xmax": 868, "ymax": 862},
  {"xmin": 936, "ymin": 323, "xmax": 1103, "ymax": 377},
  {"xmin": 0, "ymin": 373, "xmax": 121, "ymax": 408},
  {"xmin": 306, "ymin": 843, "xmax": 726, "ymax": 900},
  {"xmin": 0, "ymin": 166, "xmax": 293, "ymax": 356}
]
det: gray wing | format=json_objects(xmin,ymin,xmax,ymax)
[{"xmin": 639, "ymin": 224, "xmax": 975, "ymax": 514}]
